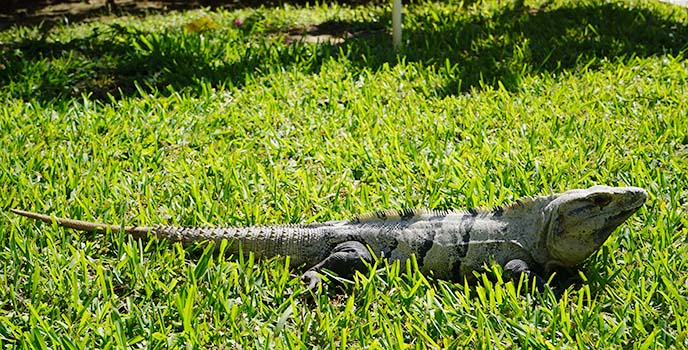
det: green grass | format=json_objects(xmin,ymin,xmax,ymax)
[{"xmin": 1, "ymin": 0, "xmax": 687, "ymax": 348}]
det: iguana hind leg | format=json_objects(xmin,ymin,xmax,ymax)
[
  {"xmin": 301, "ymin": 241, "xmax": 374, "ymax": 291},
  {"xmin": 504, "ymin": 259, "xmax": 546, "ymax": 292}
]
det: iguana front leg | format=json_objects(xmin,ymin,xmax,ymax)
[
  {"xmin": 503, "ymin": 259, "xmax": 546, "ymax": 292},
  {"xmin": 301, "ymin": 241, "xmax": 374, "ymax": 291}
]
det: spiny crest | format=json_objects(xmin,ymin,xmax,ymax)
[
  {"xmin": 349, "ymin": 208, "xmax": 456, "ymax": 224},
  {"xmin": 492, "ymin": 194, "xmax": 554, "ymax": 215},
  {"xmin": 505, "ymin": 196, "xmax": 535, "ymax": 209},
  {"xmin": 350, "ymin": 194, "xmax": 551, "ymax": 223}
]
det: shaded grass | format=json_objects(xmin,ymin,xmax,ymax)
[
  {"xmin": 2, "ymin": 0, "xmax": 688, "ymax": 102},
  {"xmin": 1, "ymin": 0, "xmax": 688, "ymax": 348}
]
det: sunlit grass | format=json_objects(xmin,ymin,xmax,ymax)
[{"xmin": 1, "ymin": 0, "xmax": 687, "ymax": 348}]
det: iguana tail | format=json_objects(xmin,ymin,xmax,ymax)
[{"xmin": 10, "ymin": 208, "xmax": 151, "ymax": 238}]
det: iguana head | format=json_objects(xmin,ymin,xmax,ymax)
[{"xmin": 543, "ymin": 185, "xmax": 647, "ymax": 268}]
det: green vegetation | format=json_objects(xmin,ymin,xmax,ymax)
[{"xmin": 1, "ymin": 0, "xmax": 687, "ymax": 348}]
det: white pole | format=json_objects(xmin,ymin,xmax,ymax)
[{"xmin": 392, "ymin": 0, "xmax": 402, "ymax": 49}]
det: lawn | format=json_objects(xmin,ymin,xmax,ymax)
[{"xmin": 1, "ymin": 0, "xmax": 687, "ymax": 348}]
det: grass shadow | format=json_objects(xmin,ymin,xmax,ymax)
[
  {"xmin": 349, "ymin": 1, "xmax": 688, "ymax": 94},
  {"xmin": 0, "ymin": 15, "xmax": 387, "ymax": 101},
  {"xmin": 1, "ymin": 1, "xmax": 687, "ymax": 102}
]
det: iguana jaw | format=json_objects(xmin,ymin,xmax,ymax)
[{"xmin": 543, "ymin": 186, "xmax": 647, "ymax": 268}]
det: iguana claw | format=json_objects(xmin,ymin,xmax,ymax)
[
  {"xmin": 504, "ymin": 258, "xmax": 547, "ymax": 292},
  {"xmin": 301, "ymin": 270, "xmax": 323, "ymax": 291}
]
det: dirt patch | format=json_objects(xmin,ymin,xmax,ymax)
[
  {"xmin": 283, "ymin": 21, "xmax": 354, "ymax": 44},
  {"xmin": 282, "ymin": 20, "xmax": 385, "ymax": 44},
  {"xmin": 0, "ymin": 0, "xmax": 382, "ymax": 29},
  {"xmin": 1, "ymin": 1, "xmax": 232, "ymax": 28}
]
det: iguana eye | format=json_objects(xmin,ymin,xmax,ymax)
[
  {"xmin": 590, "ymin": 193, "xmax": 613, "ymax": 208},
  {"xmin": 565, "ymin": 193, "xmax": 614, "ymax": 218}
]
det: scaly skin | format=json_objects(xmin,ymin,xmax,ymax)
[{"xmin": 11, "ymin": 185, "xmax": 647, "ymax": 290}]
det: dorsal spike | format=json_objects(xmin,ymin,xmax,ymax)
[{"xmin": 350, "ymin": 208, "xmax": 462, "ymax": 224}]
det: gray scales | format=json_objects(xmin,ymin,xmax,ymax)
[{"xmin": 11, "ymin": 185, "xmax": 647, "ymax": 290}]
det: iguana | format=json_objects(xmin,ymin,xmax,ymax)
[{"xmin": 10, "ymin": 185, "xmax": 647, "ymax": 290}]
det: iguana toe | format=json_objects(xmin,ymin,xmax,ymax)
[{"xmin": 301, "ymin": 270, "xmax": 323, "ymax": 291}]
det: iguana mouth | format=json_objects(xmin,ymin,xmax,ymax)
[{"xmin": 593, "ymin": 208, "xmax": 640, "ymax": 245}]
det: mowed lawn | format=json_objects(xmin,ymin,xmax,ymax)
[{"xmin": 1, "ymin": 0, "xmax": 687, "ymax": 348}]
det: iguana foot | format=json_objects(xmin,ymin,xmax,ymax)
[
  {"xmin": 301, "ymin": 241, "xmax": 374, "ymax": 291},
  {"xmin": 301, "ymin": 270, "xmax": 323, "ymax": 291},
  {"xmin": 504, "ymin": 259, "xmax": 546, "ymax": 292}
]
